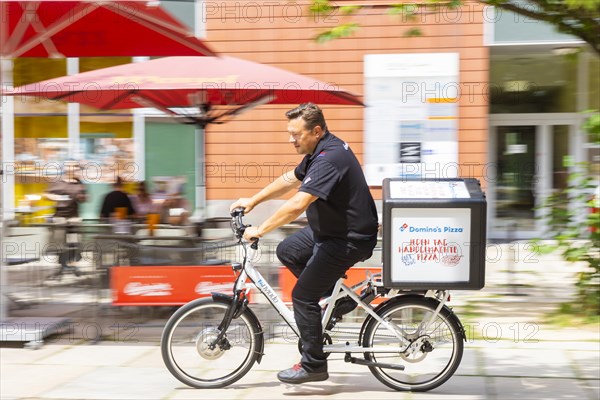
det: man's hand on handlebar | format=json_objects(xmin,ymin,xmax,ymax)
[
  {"xmin": 230, "ymin": 207, "xmax": 261, "ymax": 242},
  {"xmin": 230, "ymin": 198, "xmax": 256, "ymax": 214},
  {"xmin": 243, "ymin": 226, "xmax": 262, "ymax": 242}
]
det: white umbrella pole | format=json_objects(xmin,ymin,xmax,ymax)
[
  {"xmin": 0, "ymin": 58, "xmax": 71, "ymax": 347},
  {"xmin": 195, "ymin": 126, "xmax": 206, "ymax": 214},
  {"xmin": 1, "ymin": 168, "xmax": 7, "ymax": 323},
  {"xmin": 1, "ymin": 57, "xmax": 15, "ymax": 322}
]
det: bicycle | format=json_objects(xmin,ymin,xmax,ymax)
[{"xmin": 160, "ymin": 208, "xmax": 466, "ymax": 392}]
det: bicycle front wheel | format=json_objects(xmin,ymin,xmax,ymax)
[
  {"xmin": 362, "ymin": 296, "xmax": 464, "ymax": 392},
  {"xmin": 161, "ymin": 297, "xmax": 260, "ymax": 388}
]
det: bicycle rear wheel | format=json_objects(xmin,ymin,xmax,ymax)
[
  {"xmin": 161, "ymin": 297, "xmax": 260, "ymax": 388},
  {"xmin": 361, "ymin": 296, "xmax": 464, "ymax": 392}
]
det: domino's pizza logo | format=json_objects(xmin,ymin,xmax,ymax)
[{"xmin": 399, "ymin": 223, "xmax": 408, "ymax": 232}]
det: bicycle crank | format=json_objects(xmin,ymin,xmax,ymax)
[{"xmin": 345, "ymin": 353, "xmax": 405, "ymax": 370}]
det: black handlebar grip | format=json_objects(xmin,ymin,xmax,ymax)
[{"xmin": 231, "ymin": 207, "xmax": 245, "ymax": 217}]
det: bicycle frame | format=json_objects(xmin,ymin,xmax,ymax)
[{"xmin": 232, "ymin": 241, "xmax": 451, "ymax": 354}]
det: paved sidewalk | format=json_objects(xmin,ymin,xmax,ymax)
[{"xmin": 1, "ymin": 332, "xmax": 599, "ymax": 400}]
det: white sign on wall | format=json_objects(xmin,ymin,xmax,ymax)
[
  {"xmin": 390, "ymin": 208, "xmax": 471, "ymax": 283},
  {"xmin": 364, "ymin": 53, "xmax": 460, "ymax": 185}
]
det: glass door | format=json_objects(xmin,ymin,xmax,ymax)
[
  {"xmin": 552, "ymin": 125, "xmax": 571, "ymax": 194},
  {"xmin": 493, "ymin": 126, "xmax": 538, "ymax": 234},
  {"xmin": 489, "ymin": 115, "xmax": 585, "ymax": 239}
]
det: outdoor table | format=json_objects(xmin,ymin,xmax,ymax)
[
  {"xmin": 92, "ymin": 233, "xmax": 202, "ymax": 247},
  {"xmin": 92, "ymin": 234, "xmax": 237, "ymax": 309},
  {"xmin": 13, "ymin": 206, "xmax": 54, "ymax": 225},
  {"xmin": 91, "ymin": 234, "xmax": 234, "ymax": 267}
]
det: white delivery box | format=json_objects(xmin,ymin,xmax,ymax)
[{"xmin": 382, "ymin": 178, "xmax": 487, "ymax": 290}]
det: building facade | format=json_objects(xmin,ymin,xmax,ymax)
[{"xmin": 2, "ymin": 0, "xmax": 598, "ymax": 239}]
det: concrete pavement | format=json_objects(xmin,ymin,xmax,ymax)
[{"xmin": 1, "ymin": 330, "xmax": 599, "ymax": 400}]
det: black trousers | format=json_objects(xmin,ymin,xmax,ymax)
[{"xmin": 276, "ymin": 226, "xmax": 377, "ymax": 373}]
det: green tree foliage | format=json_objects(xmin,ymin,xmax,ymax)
[
  {"xmin": 535, "ymin": 165, "xmax": 599, "ymax": 316},
  {"xmin": 534, "ymin": 112, "xmax": 600, "ymax": 317},
  {"xmin": 310, "ymin": 0, "xmax": 600, "ymax": 55},
  {"xmin": 582, "ymin": 109, "xmax": 600, "ymax": 144}
]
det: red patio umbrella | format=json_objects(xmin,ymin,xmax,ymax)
[
  {"xmin": 8, "ymin": 55, "xmax": 363, "ymax": 125},
  {"xmin": 7, "ymin": 55, "xmax": 363, "ymax": 208},
  {"xmin": 0, "ymin": 0, "xmax": 215, "ymax": 57}
]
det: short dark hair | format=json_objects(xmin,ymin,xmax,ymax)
[{"xmin": 285, "ymin": 103, "xmax": 327, "ymax": 131}]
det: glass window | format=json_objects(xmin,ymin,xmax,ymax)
[
  {"xmin": 79, "ymin": 56, "xmax": 132, "ymax": 72},
  {"xmin": 491, "ymin": 8, "xmax": 581, "ymax": 45},
  {"xmin": 14, "ymin": 116, "xmax": 69, "ymax": 179},
  {"xmin": 494, "ymin": 126, "xmax": 537, "ymax": 231},
  {"xmin": 13, "ymin": 58, "xmax": 68, "ymax": 115},
  {"xmin": 79, "ymin": 119, "xmax": 134, "ymax": 183},
  {"xmin": 161, "ymin": 0, "xmax": 198, "ymax": 36},
  {"xmin": 13, "ymin": 58, "xmax": 67, "ymax": 86},
  {"xmin": 490, "ymin": 52, "xmax": 578, "ymax": 113},
  {"xmin": 79, "ymin": 57, "xmax": 135, "ymax": 183},
  {"xmin": 12, "ymin": 57, "xmax": 135, "ymax": 185}
]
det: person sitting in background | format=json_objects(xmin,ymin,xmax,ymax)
[
  {"xmin": 160, "ymin": 186, "xmax": 190, "ymax": 225},
  {"xmin": 44, "ymin": 162, "xmax": 88, "ymax": 274},
  {"xmin": 100, "ymin": 176, "xmax": 136, "ymax": 219},
  {"xmin": 45, "ymin": 161, "xmax": 87, "ymax": 219},
  {"xmin": 130, "ymin": 181, "xmax": 156, "ymax": 218}
]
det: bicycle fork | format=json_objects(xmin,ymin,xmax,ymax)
[
  {"xmin": 208, "ymin": 262, "xmax": 253, "ymax": 350},
  {"xmin": 207, "ymin": 291, "xmax": 248, "ymax": 351}
]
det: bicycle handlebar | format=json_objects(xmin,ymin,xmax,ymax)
[
  {"xmin": 230, "ymin": 207, "xmax": 260, "ymax": 245},
  {"xmin": 230, "ymin": 207, "xmax": 246, "ymax": 240}
]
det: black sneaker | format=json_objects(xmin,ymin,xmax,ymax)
[{"xmin": 277, "ymin": 363, "xmax": 329, "ymax": 384}]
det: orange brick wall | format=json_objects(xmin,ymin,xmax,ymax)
[{"xmin": 204, "ymin": 1, "xmax": 489, "ymax": 199}]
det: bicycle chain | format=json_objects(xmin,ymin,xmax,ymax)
[
  {"xmin": 326, "ymin": 328, "xmax": 422, "ymax": 355},
  {"xmin": 327, "ymin": 328, "xmax": 399, "ymax": 339},
  {"xmin": 327, "ymin": 328, "xmax": 361, "ymax": 337}
]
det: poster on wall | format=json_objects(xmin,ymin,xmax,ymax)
[
  {"xmin": 390, "ymin": 207, "xmax": 471, "ymax": 283},
  {"xmin": 364, "ymin": 53, "xmax": 460, "ymax": 185}
]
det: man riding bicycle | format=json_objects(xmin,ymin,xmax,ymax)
[{"xmin": 230, "ymin": 103, "xmax": 378, "ymax": 384}]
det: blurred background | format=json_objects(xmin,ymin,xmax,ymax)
[{"xmin": 1, "ymin": 0, "xmax": 598, "ymax": 347}]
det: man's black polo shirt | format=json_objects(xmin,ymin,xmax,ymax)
[{"xmin": 294, "ymin": 131, "xmax": 378, "ymax": 242}]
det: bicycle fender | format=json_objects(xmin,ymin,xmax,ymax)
[
  {"xmin": 211, "ymin": 292, "xmax": 249, "ymax": 318},
  {"xmin": 445, "ymin": 307, "xmax": 467, "ymax": 342},
  {"xmin": 211, "ymin": 293, "xmax": 265, "ymax": 363}
]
